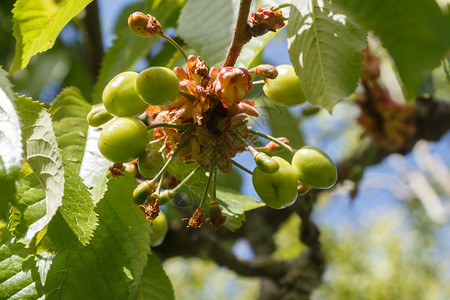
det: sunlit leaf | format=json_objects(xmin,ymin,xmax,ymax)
[
  {"xmin": 11, "ymin": 0, "xmax": 93, "ymax": 73},
  {"xmin": 288, "ymin": 0, "xmax": 367, "ymax": 112},
  {"xmin": 0, "ymin": 67, "xmax": 22, "ymax": 219},
  {"xmin": 1, "ymin": 174, "xmax": 151, "ymax": 299},
  {"xmin": 16, "ymin": 96, "xmax": 65, "ymax": 242},
  {"xmin": 49, "ymin": 87, "xmax": 91, "ymax": 173}
]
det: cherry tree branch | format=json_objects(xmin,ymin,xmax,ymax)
[{"xmin": 223, "ymin": 0, "xmax": 253, "ymax": 67}]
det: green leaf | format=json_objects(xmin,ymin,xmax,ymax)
[
  {"xmin": 0, "ymin": 67, "xmax": 22, "ymax": 219},
  {"xmin": 1, "ymin": 174, "xmax": 151, "ymax": 299},
  {"xmin": 47, "ymin": 87, "xmax": 99, "ymax": 246},
  {"xmin": 333, "ymin": 0, "xmax": 450, "ymax": 99},
  {"xmin": 50, "ymin": 164, "xmax": 98, "ymax": 247},
  {"xmin": 12, "ymin": 173, "xmax": 46, "ymax": 239},
  {"xmin": 16, "ymin": 96, "xmax": 65, "ymax": 241},
  {"xmin": 48, "ymin": 87, "xmax": 91, "ymax": 173},
  {"xmin": 287, "ymin": 0, "xmax": 367, "ymax": 112},
  {"xmin": 140, "ymin": 253, "xmax": 174, "ymax": 300},
  {"xmin": 15, "ymin": 95, "xmax": 97, "ymax": 247},
  {"xmin": 42, "ymin": 174, "xmax": 150, "ymax": 299},
  {"xmin": 78, "ymin": 122, "xmax": 112, "ymax": 204},
  {"xmin": 217, "ymin": 187, "xmax": 264, "ymax": 232},
  {"xmin": 0, "ymin": 240, "xmax": 40, "ymax": 299},
  {"xmin": 92, "ymin": 0, "xmax": 185, "ymax": 103},
  {"xmin": 11, "ymin": 0, "xmax": 93, "ymax": 73},
  {"xmin": 35, "ymin": 252, "xmax": 55, "ymax": 285}
]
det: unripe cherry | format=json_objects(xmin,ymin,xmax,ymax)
[
  {"xmin": 137, "ymin": 148, "xmax": 163, "ymax": 178},
  {"xmin": 128, "ymin": 12, "xmax": 162, "ymax": 38},
  {"xmin": 254, "ymin": 152, "xmax": 279, "ymax": 173},
  {"xmin": 132, "ymin": 180, "xmax": 154, "ymax": 205},
  {"xmin": 87, "ymin": 105, "xmax": 113, "ymax": 127},
  {"xmin": 102, "ymin": 71, "xmax": 149, "ymax": 117},
  {"xmin": 136, "ymin": 67, "xmax": 180, "ymax": 106},
  {"xmin": 149, "ymin": 210, "xmax": 168, "ymax": 247},
  {"xmin": 252, "ymin": 156, "xmax": 298, "ymax": 209},
  {"xmin": 159, "ymin": 189, "xmax": 175, "ymax": 206},
  {"xmin": 98, "ymin": 117, "xmax": 150, "ymax": 163},
  {"xmin": 263, "ymin": 65, "xmax": 307, "ymax": 107},
  {"xmin": 291, "ymin": 146, "xmax": 337, "ymax": 189}
]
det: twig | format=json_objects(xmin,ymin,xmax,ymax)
[{"xmin": 223, "ymin": 0, "xmax": 253, "ymax": 67}]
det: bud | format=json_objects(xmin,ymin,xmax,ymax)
[
  {"xmin": 128, "ymin": 12, "xmax": 162, "ymax": 37},
  {"xmin": 248, "ymin": 6, "xmax": 285, "ymax": 37},
  {"xmin": 252, "ymin": 64, "xmax": 278, "ymax": 79},
  {"xmin": 213, "ymin": 67, "xmax": 253, "ymax": 108}
]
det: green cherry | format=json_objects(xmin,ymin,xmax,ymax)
[
  {"xmin": 263, "ymin": 64, "xmax": 307, "ymax": 107},
  {"xmin": 102, "ymin": 71, "xmax": 149, "ymax": 117},
  {"xmin": 252, "ymin": 156, "xmax": 298, "ymax": 209},
  {"xmin": 149, "ymin": 211, "xmax": 168, "ymax": 247},
  {"xmin": 136, "ymin": 67, "xmax": 180, "ymax": 106},
  {"xmin": 291, "ymin": 146, "xmax": 337, "ymax": 189},
  {"xmin": 98, "ymin": 117, "xmax": 150, "ymax": 163}
]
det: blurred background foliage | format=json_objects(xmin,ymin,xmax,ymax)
[{"xmin": 1, "ymin": 0, "xmax": 450, "ymax": 299}]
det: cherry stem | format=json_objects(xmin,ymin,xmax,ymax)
[
  {"xmin": 235, "ymin": 132, "xmax": 259, "ymax": 156},
  {"xmin": 149, "ymin": 141, "xmax": 186, "ymax": 186},
  {"xmin": 147, "ymin": 123, "xmax": 191, "ymax": 131},
  {"xmin": 156, "ymin": 175, "xmax": 164, "ymax": 195},
  {"xmin": 222, "ymin": 0, "xmax": 253, "ymax": 67},
  {"xmin": 252, "ymin": 80, "xmax": 265, "ymax": 86},
  {"xmin": 210, "ymin": 164, "xmax": 217, "ymax": 204},
  {"xmin": 179, "ymin": 90, "xmax": 198, "ymax": 102},
  {"xmin": 171, "ymin": 164, "xmax": 202, "ymax": 194},
  {"xmin": 157, "ymin": 32, "xmax": 188, "ymax": 62},
  {"xmin": 232, "ymin": 160, "xmax": 253, "ymax": 175},
  {"xmin": 199, "ymin": 164, "xmax": 214, "ymax": 208},
  {"xmin": 248, "ymin": 129, "xmax": 295, "ymax": 153},
  {"xmin": 273, "ymin": 3, "xmax": 290, "ymax": 11}
]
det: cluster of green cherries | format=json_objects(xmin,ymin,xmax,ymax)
[
  {"xmin": 88, "ymin": 67, "xmax": 179, "ymax": 166},
  {"xmin": 249, "ymin": 64, "xmax": 337, "ymax": 209},
  {"xmin": 251, "ymin": 146, "xmax": 337, "ymax": 209},
  {"xmin": 87, "ymin": 67, "xmax": 181, "ymax": 246}
]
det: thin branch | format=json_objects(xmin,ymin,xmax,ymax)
[
  {"xmin": 223, "ymin": 0, "xmax": 253, "ymax": 67},
  {"xmin": 203, "ymin": 234, "xmax": 287, "ymax": 279}
]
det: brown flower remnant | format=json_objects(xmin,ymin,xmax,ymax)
[
  {"xmin": 109, "ymin": 163, "xmax": 125, "ymax": 178},
  {"xmin": 207, "ymin": 202, "xmax": 227, "ymax": 233},
  {"xmin": 356, "ymin": 48, "xmax": 415, "ymax": 150},
  {"xmin": 145, "ymin": 55, "xmax": 259, "ymax": 173},
  {"xmin": 128, "ymin": 12, "xmax": 162, "ymax": 38},
  {"xmin": 139, "ymin": 195, "xmax": 160, "ymax": 220},
  {"xmin": 248, "ymin": 6, "xmax": 285, "ymax": 37},
  {"xmin": 184, "ymin": 207, "xmax": 207, "ymax": 229}
]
